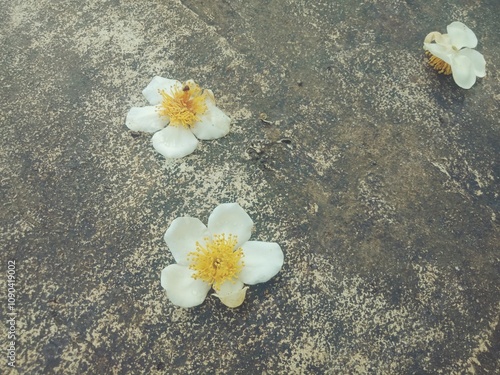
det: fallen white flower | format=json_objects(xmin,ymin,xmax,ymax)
[
  {"xmin": 160, "ymin": 203, "xmax": 284, "ymax": 308},
  {"xmin": 423, "ymin": 21, "xmax": 486, "ymax": 89},
  {"xmin": 126, "ymin": 77, "xmax": 230, "ymax": 158}
]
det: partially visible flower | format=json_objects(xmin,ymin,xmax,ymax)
[
  {"xmin": 126, "ymin": 76, "xmax": 231, "ymax": 158},
  {"xmin": 160, "ymin": 203, "xmax": 284, "ymax": 308},
  {"xmin": 423, "ymin": 21, "xmax": 486, "ymax": 89}
]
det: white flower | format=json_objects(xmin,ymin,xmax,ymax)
[
  {"xmin": 126, "ymin": 76, "xmax": 231, "ymax": 158},
  {"xmin": 423, "ymin": 21, "xmax": 486, "ymax": 89},
  {"xmin": 160, "ymin": 203, "xmax": 284, "ymax": 308}
]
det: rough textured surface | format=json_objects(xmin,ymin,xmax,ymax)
[{"xmin": 1, "ymin": 0, "xmax": 499, "ymax": 373}]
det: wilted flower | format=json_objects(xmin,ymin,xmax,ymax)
[
  {"xmin": 126, "ymin": 76, "xmax": 230, "ymax": 158},
  {"xmin": 423, "ymin": 21, "xmax": 486, "ymax": 89},
  {"xmin": 160, "ymin": 203, "xmax": 284, "ymax": 308}
]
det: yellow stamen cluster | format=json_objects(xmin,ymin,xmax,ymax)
[
  {"xmin": 157, "ymin": 81, "xmax": 208, "ymax": 128},
  {"xmin": 426, "ymin": 51, "xmax": 452, "ymax": 75},
  {"xmin": 188, "ymin": 234, "xmax": 244, "ymax": 290}
]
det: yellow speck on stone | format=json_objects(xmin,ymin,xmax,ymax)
[
  {"xmin": 157, "ymin": 81, "xmax": 208, "ymax": 128},
  {"xmin": 426, "ymin": 51, "xmax": 452, "ymax": 75},
  {"xmin": 188, "ymin": 234, "xmax": 244, "ymax": 289}
]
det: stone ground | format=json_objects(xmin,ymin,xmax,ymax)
[{"xmin": 1, "ymin": 0, "xmax": 499, "ymax": 373}]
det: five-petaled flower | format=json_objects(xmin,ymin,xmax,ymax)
[
  {"xmin": 160, "ymin": 203, "xmax": 284, "ymax": 308},
  {"xmin": 423, "ymin": 21, "xmax": 486, "ymax": 89},
  {"xmin": 126, "ymin": 76, "xmax": 231, "ymax": 158}
]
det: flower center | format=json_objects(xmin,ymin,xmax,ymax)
[
  {"xmin": 426, "ymin": 51, "xmax": 452, "ymax": 75},
  {"xmin": 188, "ymin": 234, "xmax": 244, "ymax": 289},
  {"xmin": 157, "ymin": 81, "xmax": 208, "ymax": 128}
]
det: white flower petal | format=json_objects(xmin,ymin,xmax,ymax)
[
  {"xmin": 212, "ymin": 280, "xmax": 248, "ymax": 308},
  {"xmin": 447, "ymin": 21, "xmax": 477, "ymax": 49},
  {"xmin": 161, "ymin": 264, "xmax": 211, "ymax": 308},
  {"xmin": 451, "ymin": 54, "xmax": 476, "ymax": 89},
  {"xmin": 125, "ymin": 106, "xmax": 168, "ymax": 133},
  {"xmin": 207, "ymin": 203, "xmax": 254, "ymax": 247},
  {"xmin": 164, "ymin": 217, "xmax": 209, "ymax": 265},
  {"xmin": 424, "ymin": 31, "xmax": 441, "ymax": 44},
  {"xmin": 239, "ymin": 241, "xmax": 284, "ymax": 285},
  {"xmin": 190, "ymin": 101, "xmax": 231, "ymax": 140},
  {"xmin": 215, "ymin": 279, "xmax": 245, "ymax": 294},
  {"xmin": 151, "ymin": 126, "xmax": 199, "ymax": 158},
  {"xmin": 142, "ymin": 76, "xmax": 180, "ymax": 105},
  {"xmin": 459, "ymin": 48, "xmax": 486, "ymax": 78},
  {"xmin": 424, "ymin": 43, "xmax": 453, "ymax": 65},
  {"xmin": 434, "ymin": 33, "xmax": 452, "ymax": 48}
]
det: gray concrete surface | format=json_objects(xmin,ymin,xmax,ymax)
[{"xmin": 1, "ymin": 0, "xmax": 499, "ymax": 373}]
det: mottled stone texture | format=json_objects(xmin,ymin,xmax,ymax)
[{"xmin": 1, "ymin": 0, "xmax": 499, "ymax": 373}]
